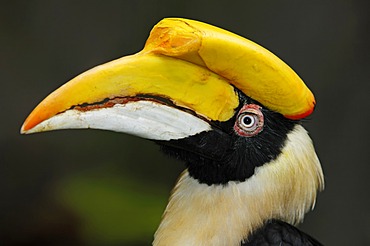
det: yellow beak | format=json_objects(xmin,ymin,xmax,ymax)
[
  {"xmin": 21, "ymin": 53, "xmax": 238, "ymax": 134},
  {"xmin": 21, "ymin": 18, "xmax": 315, "ymax": 135}
]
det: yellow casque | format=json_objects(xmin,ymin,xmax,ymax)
[{"xmin": 144, "ymin": 18, "xmax": 315, "ymax": 119}]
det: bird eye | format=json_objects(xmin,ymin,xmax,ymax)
[
  {"xmin": 240, "ymin": 114, "xmax": 256, "ymax": 128},
  {"xmin": 234, "ymin": 104, "xmax": 264, "ymax": 137}
]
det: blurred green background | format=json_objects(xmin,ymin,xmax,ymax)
[{"xmin": 1, "ymin": 0, "xmax": 369, "ymax": 245}]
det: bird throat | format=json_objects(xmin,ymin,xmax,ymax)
[
  {"xmin": 153, "ymin": 125, "xmax": 324, "ymax": 246},
  {"xmin": 153, "ymin": 171, "xmax": 264, "ymax": 246}
]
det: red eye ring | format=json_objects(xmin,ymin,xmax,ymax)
[{"xmin": 234, "ymin": 104, "xmax": 264, "ymax": 137}]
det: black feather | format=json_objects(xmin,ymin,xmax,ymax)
[
  {"xmin": 158, "ymin": 90, "xmax": 297, "ymax": 185},
  {"xmin": 242, "ymin": 220, "xmax": 323, "ymax": 246}
]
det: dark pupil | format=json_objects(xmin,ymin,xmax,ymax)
[{"xmin": 243, "ymin": 115, "xmax": 253, "ymax": 126}]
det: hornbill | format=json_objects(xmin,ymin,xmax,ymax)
[{"xmin": 21, "ymin": 18, "xmax": 324, "ymax": 245}]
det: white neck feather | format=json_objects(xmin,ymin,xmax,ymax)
[{"xmin": 153, "ymin": 125, "xmax": 324, "ymax": 246}]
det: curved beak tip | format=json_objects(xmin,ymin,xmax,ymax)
[{"xmin": 20, "ymin": 121, "xmax": 33, "ymax": 134}]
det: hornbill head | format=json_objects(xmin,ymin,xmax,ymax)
[{"xmin": 21, "ymin": 18, "xmax": 324, "ymax": 245}]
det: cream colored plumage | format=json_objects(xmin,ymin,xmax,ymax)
[{"xmin": 154, "ymin": 125, "xmax": 323, "ymax": 246}]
